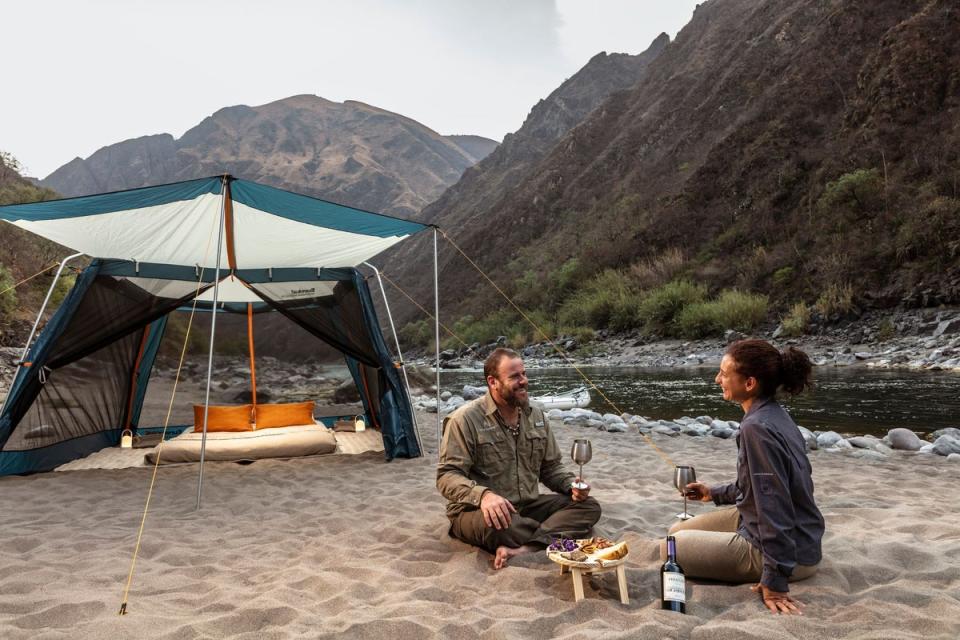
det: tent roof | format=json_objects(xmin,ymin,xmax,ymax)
[{"xmin": 0, "ymin": 176, "xmax": 429, "ymax": 270}]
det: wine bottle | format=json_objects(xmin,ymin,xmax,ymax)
[{"xmin": 660, "ymin": 535, "xmax": 686, "ymax": 613}]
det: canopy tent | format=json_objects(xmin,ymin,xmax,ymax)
[{"xmin": 0, "ymin": 176, "xmax": 436, "ymax": 478}]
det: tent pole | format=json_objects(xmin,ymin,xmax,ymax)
[
  {"xmin": 433, "ymin": 228, "xmax": 441, "ymax": 459},
  {"xmin": 362, "ymin": 262, "xmax": 423, "ymax": 455},
  {"xmin": 1, "ymin": 251, "xmax": 84, "ymax": 416},
  {"xmin": 196, "ymin": 178, "xmax": 228, "ymax": 510},
  {"xmin": 17, "ymin": 252, "xmax": 84, "ymax": 364}
]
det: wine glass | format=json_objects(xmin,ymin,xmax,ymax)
[
  {"xmin": 673, "ymin": 465, "xmax": 697, "ymax": 520},
  {"xmin": 570, "ymin": 439, "xmax": 592, "ymax": 490}
]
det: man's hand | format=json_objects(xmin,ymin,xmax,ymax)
[
  {"xmin": 480, "ymin": 491, "xmax": 517, "ymax": 530},
  {"xmin": 750, "ymin": 583, "xmax": 804, "ymax": 615},
  {"xmin": 571, "ymin": 478, "xmax": 591, "ymax": 502},
  {"xmin": 684, "ymin": 482, "xmax": 712, "ymax": 502}
]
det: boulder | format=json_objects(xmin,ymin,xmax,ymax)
[
  {"xmin": 826, "ymin": 439, "xmax": 853, "ymax": 451},
  {"xmin": 440, "ymin": 390, "xmax": 452, "ymax": 401},
  {"xmin": 817, "ymin": 431, "xmax": 844, "ymax": 448},
  {"xmin": 848, "ymin": 436, "xmax": 882, "ymax": 450},
  {"xmin": 797, "ymin": 426, "xmax": 818, "ymax": 451},
  {"xmin": 850, "ymin": 449, "xmax": 888, "ymax": 462},
  {"xmin": 930, "ymin": 427, "xmax": 960, "ymax": 441},
  {"xmin": 933, "ymin": 318, "xmax": 960, "ymax": 338},
  {"xmin": 932, "ymin": 435, "xmax": 960, "ymax": 456},
  {"xmin": 462, "ymin": 384, "xmax": 486, "ymax": 401},
  {"xmin": 695, "ymin": 416, "xmax": 713, "ymax": 425},
  {"xmin": 681, "ymin": 423, "xmax": 708, "ymax": 437},
  {"xmin": 586, "ymin": 419, "xmax": 605, "ymax": 430},
  {"xmin": 604, "ymin": 422, "xmax": 628, "ymax": 433},
  {"xmin": 947, "ymin": 453, "xmax": 960, "ymax": 463},
  {"xmin": 725, "ymin": 329, "xmax": 746, "ymax": 343},
  {"xmin": 710, "ymin": 427, "xmax": 735, "ymax": 439},
  {"xmin": 918, "ymin": 444, "xmax": 936, "ymax": 455},
  {"xmin": 652, "ymin": 425, "xmax": 679, "ymax": 437},
  {"xmin": 602, "ymin": 413, "xmax": 626, "ymax": 425},
  {"xmin": 885, "ymin": 428, "xmax": 923, "ymax": 451}
]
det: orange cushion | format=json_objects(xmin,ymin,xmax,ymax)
[
  {"xmin": 255, "ymin": 401, "xmax": 316, "ymax": 429},
  {"xmin": 193, "ymin": 404, "xmax": 254, "ymax": 432}
]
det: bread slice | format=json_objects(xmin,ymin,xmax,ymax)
[{"xmin": 591, "ymin": 540, "xmax": 629, "ymax": 562}]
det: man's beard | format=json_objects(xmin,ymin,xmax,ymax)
[{"xmin": 500, "ymin": 384, "xmax": 529, "ymax": 409}]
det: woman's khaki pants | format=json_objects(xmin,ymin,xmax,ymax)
[{"xmin": 658, "ymin": 507, "xmax": 817, "ymax": 585}]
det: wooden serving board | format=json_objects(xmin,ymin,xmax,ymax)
[{"xmin": 546, "ymin": 550, "xmax": 629, "ymax": 570}]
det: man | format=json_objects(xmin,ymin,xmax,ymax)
[{"xmin": 437, "ymin": 348, "xmax": 601, "ymax": 569}]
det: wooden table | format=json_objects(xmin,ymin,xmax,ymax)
[{"xmin": 547, "ymin": 552, "xmax": 629, "ymax": 604}]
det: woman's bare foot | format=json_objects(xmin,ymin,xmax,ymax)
[{"xmin": 493, "ymin": 544, "xmax": 536, "ymax": 570}]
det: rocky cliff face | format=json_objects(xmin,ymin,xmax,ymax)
[
  {"xmin": 42, "ymin": 95, "xmax": 497, "ymax": 218},
  {"xmin": 380, "ymin": 33, "xmax": 670, "ymax": 310},
  {"xmin": 390, "ymin": 0, "xmax": 960, "ymax": 321}
]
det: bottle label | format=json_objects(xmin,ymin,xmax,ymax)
[{"xmin": 663, "ymin": 572, "xmax": 686, "ymax": 603}]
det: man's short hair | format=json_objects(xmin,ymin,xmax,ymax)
[{"xmin": 484, "ymin": 347, "xmax": 520, "ymax": 386}]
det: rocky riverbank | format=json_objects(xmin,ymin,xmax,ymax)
[
  {"xmin": 417, "ymin": 307, "xmax": 960, "ymax": 372},
  {"xmin": 412, "ymin": 387, "xmax": 960, "ymax": 465}
]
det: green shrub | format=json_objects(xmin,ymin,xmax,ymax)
[
  {"xmin": 0, "ymin": 264, "xmax": 17, "ymax": 322},
  {"xmin": 48, "ymin": 273, "xmax": 76, "ymax": 310},
  {"xmin": 399, "ymin": 319, "xmax": 434, "ymax": 349},
  {"xmin": 712, "ymin": 290, "xmax": 769, "ymax": 331},
  {"xmin": 557, "ymin": 269, "xmax": 638, "ymax": 329},
  {"xmin": 815, "ymin": 283, "xmax": 855, "ymax": 317},
  {"xmin": 448, "ymin": 309, "xmax": 520, "ymax": 348},
  {"xmin": 780, "ymin": 302, "xmax": 810, "ymax": 337},
  {"xmin": 551, "ymin": 258, "xmax": 582, "ymax": 299},
  {"xmin": 817, "ymin": 168, "xmax": 884, "ymax": 216},
  {"xmin": 673, "ymin": 290, "xmax": 768, "ymax": 338},
  {"xmin": 636, "ymin": 280, "xmax": 707, "ymax": 332},
  {"xmin": 630, "ymin": 248, "xmax": 687, "ymax": 289},
  {"xmin": 674, "ymin": 302, "xmax": 723, "ymax": 338},
  {"xmin": 608, "ymin": 292, "xmax": 647, "ymax": 332},
  {"xmin": 772, "ymin": 266, "xmax": 795, "ymax": 288},
  {"xmin": 876, "ymin": 317, "xmax": 896, "ymax": 342}
]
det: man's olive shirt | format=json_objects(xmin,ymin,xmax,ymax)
[{"xmin": 437, "ymin": 392, "xmax": 576, "ymax": 518}]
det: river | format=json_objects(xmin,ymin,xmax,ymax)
[{"xmin": 439, "ymin": 366, "xmax": 960, "ymax": 437}]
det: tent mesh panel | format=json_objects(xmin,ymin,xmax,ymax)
[{"xmin": 1, "ymin": 273, "xmax": 208, "ymax": 453}]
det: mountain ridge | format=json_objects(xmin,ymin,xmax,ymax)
[{"xmin": 42, "ymin": 95, "xmax": 498, "ymax": 218}]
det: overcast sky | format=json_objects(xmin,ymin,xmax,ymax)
[{"xmin": 1, "ymin": 1, "xmax": 701, "ymax": 178}]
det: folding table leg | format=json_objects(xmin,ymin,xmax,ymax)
[
  {"xmin": 571, "ymin": 567, "xmax": 584, "ymax": 602},
  {"xmin": 616, "ymin": 565, "xmax": 629, "ymax": 604}
]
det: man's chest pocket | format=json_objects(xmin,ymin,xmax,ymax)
[
  {"xmin": 474, "ymin": 432, "xmax": 509, "ymax": 473},
  {"xmin": 523, "ymin": 433, "xmax": 547, "ymax": 465}
]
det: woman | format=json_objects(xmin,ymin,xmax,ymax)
[{"xmin": 664, "ymin": 339, "xmax": 825, "ymax": 615}]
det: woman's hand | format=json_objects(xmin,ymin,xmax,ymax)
[
  {"xmin": 683, "ymin": 482, "xmax": 712, "ymax": 502},
  {"xmin": 751, "ymin": 583, "xmax": 804, "ymax": 615}
]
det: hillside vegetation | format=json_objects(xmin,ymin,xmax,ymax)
[
  {"xmin": 389, "ymin": 0, "xmax": 960, "ymax": 348},
  {"xmin": 0, "ymin": 153, "xmax": 73, "ymax": 346}
]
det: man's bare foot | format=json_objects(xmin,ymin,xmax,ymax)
[{"xmin": 493, "ymin": 544, "xmax": 536, "ymax": 570}]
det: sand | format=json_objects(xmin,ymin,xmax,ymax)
[{"xmin": 1, "ymin": 410, "xmax": 958, "ymax": 639}]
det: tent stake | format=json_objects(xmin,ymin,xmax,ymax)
[
  {"xmin": 196, "ymin": 177, "xmax": 228, "ymax": 510},
  {"xmin": 433, "ymin": 228, "xmax": 441, "ymax": 459},
  {"xmin": 363, "ymin": 262, "xmax": 423, "ymax": 455}
]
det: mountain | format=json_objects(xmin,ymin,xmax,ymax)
[
  {"xmin": 390, "ymin": 0, "xmax": 959, "ymax": 328},
  {"xmin": 41, "ymin": 95, "xmax": 498, "ymax": 218},
  {"xmin": 381, "ymin": 32, "xmax": 670, "ymax": 313}
]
